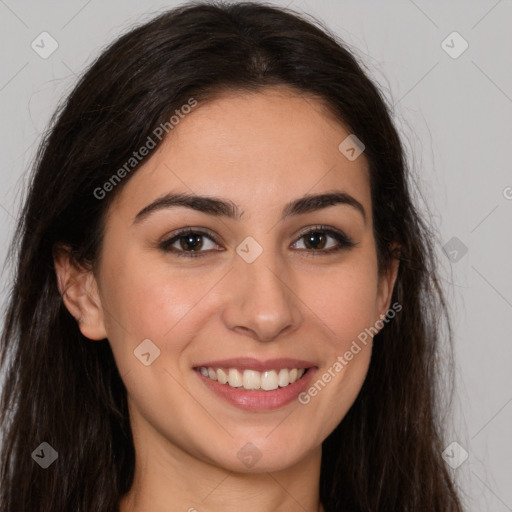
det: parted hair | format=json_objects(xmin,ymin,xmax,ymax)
[{"xmin": 1, "ymin": 2, "xmax": 464, "ymax": 510}]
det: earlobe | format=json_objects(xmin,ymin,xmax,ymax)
[
  {"xmin": 377, "ymin": 255, "xmax": 400, "ymax": 319},
  {"xmin": 53, "ymin": 247, "xmax": 108, "ymax": 341}
]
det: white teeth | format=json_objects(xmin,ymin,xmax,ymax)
[
  {"xmin": 199, "ymin": 366, "xmax": 307, "ymax": 391},
  {"xmin": 261, "ymin": 370, "xmax": 278, "ymax": 391},
  {"xmin": 217, "ymin": 368, "xmax": 228, "ymax": 384},
  {"xmin": 243, "ymin": 370, "xmax": 260, "ymax": 390},
  {"xmin": 228, "ymin": 368, "xmax": 243, "ymax": 387},
  {"xmin": 278, "ymin": 368, "xmax": 289, "ymax": 387}
]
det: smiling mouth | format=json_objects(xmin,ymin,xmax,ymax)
[{"xmin": 195, "ymin": 366, "xmax": 309, "ymax": 391}]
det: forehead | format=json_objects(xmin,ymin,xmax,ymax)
[{"xmin": 108, "ymin": 87, "xmax": 371, "ymax": 223}]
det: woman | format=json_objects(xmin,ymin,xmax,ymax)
[{"xmin": 0, "ymin": 2, "xmax": 465, "ymax": 510}]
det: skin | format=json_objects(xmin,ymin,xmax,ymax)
[{"xmin": 55, "ymin": 86, "xmax": 399, "ymax": 512}]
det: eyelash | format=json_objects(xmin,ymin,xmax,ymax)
[{"xmin": 158, "ymin": 225, "xmax": 356, "ymax": 258}]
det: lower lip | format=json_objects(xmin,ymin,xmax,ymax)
[{"xmin": 194, "ymin": 368, "xmax": 317, "ymax": 411}]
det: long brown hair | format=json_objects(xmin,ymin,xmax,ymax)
[{"xmin": 0, "ymin": 2, "xmax": 465, "ymax": 510}]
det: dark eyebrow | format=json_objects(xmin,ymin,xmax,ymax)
[
  {"xmin": 282, "ymin": 191, "xmax": 366, "ymax": 223},
  {"xmin": 133, "ymin": 193, "xmax": 242, "ymax": 224},
  {"xmin": 133, "ymin": 191, "xmax": 366, "ymax": 224}
]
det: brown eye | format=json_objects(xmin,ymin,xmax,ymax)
[
  {"xmin": 178, "ymin": 233, "xmax": 204, "ymax": 251},
  {"xmin": 159, "ymin": 229, "xmax": 221, "ymax": 258},
  {"xmin": 303, "ymin": 231, "xmax": 328, "ymax": 250},
  {"xmin": 292, "ymin": 226, "xmax": 355, "ymax": 254}
]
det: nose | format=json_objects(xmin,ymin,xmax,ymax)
[{"xmin": 221, "ymin": 250, "xmax": 303, "ymax": 342}]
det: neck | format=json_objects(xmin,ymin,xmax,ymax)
[{"xmin": 119, "ymin": 410, "xmax": 324, "ymax": 512}]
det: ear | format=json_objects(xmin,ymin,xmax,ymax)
[
  {"xmin": 376, "ymin": 247, "xmax": 400, "ymax": 319},
  {"xmin": 53, "ymin": 246, "xmax": 108, "ymax": 341}
]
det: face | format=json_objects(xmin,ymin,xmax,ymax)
[{"xmin": 59, "ymin": 87, "xmax": 398, "ymax": 474}]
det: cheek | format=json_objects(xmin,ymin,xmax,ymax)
[
  {"xmin": 302, "ymin": 255, "xmax": 380, "ymax": 344},
  {"xmin": 295, "ymin": 253, "xmax": 379, "ymax": 416},
  {"xmin": 97, "ymin": 247, "xmax": 205, "ymax": 367}
]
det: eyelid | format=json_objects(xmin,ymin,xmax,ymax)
[
  {"xmin": 291, "ymin": 224, "xmax": 356, "ymax": 251},
  {"xmin": 158, "ymin": 227, "xmax": 224, "ymax": 254},
  {"xmin": 294, "ymin": 224, "xmax": 353, "ymax": 242}
]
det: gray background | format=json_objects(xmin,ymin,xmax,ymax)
[{"xmin": 1, "ymin": 1, "xmax": 511, "ymax": 510}]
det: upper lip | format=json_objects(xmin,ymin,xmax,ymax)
[{"xmin": 193, "ymin": 357, "xmax": 317, "ymax": 372}]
